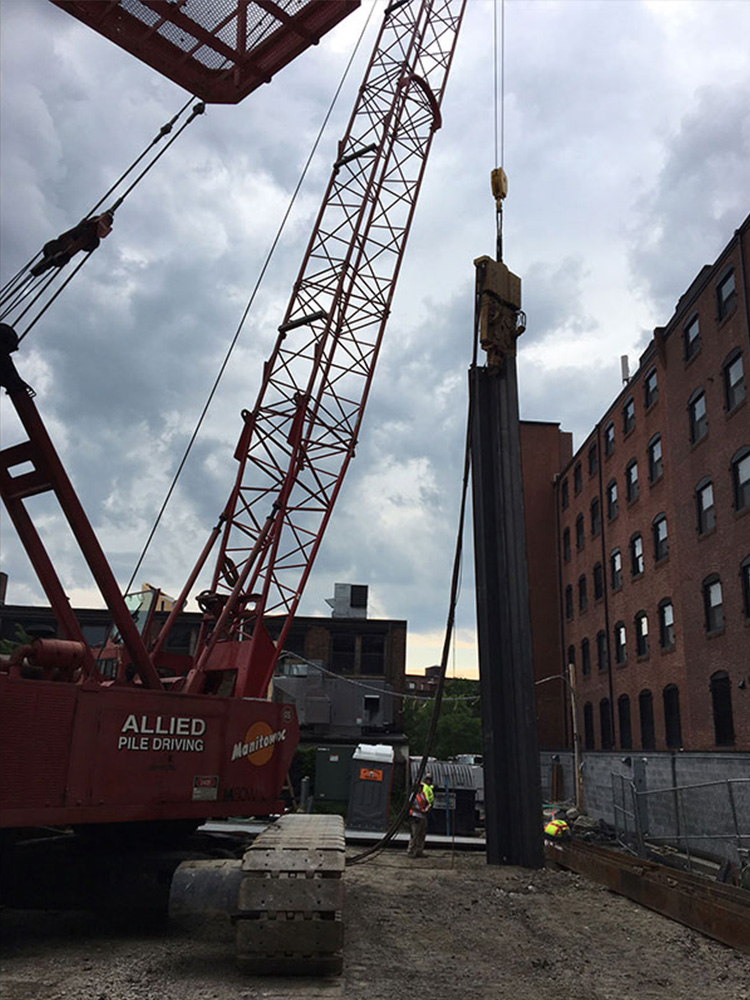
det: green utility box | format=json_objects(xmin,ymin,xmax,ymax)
[{"xmin": 315, "ymin": 745, "xmax": 357, "ymax": 802}]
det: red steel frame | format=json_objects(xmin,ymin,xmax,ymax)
[
  {"xmin": 49, "ymin": 1, "xmax": 360, "ymax": 104},
  {"xmin": 191, "ymin": 0, "xmax": 467, "ymax": 699}
]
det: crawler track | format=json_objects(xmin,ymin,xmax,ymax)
[
  {"xmin": 546, "ymin": 839, "xmax": 750, "ymax": 954},
  {"xmin": 234, "ymin": 814, "xmax": 345, "ymax": 975}
]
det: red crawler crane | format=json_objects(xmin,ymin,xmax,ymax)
[{"xmin": 0, "ymin": 0, "xmax": 466, "ymax": 839}]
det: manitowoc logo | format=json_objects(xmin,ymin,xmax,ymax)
[{"xmin": 231, "ymin": 722, "xmax": 287, "ymax": 766}]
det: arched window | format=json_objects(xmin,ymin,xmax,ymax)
[
  {"xmin": 731, "ymin": 446, "xmax": 750, "ymax": 511},
  {"xmin": 625, "ymin": 458, "xmax": 639, "ymax": 502},
  {"xmin": 574, "ymin": 462, "xmax": 582, "ymax": 495},
  {"xmin": 658, "ymin": 598, "xmax": 675, "ymax": 649},
  {"xmin": 604, "ymin": 421, "xmax": 615, "ymax": 457},
  {"xmin": 565, "ymin": 585, "xmax": 574, "ymax": 620},
  {"xmin": 622, "ymin": 395, "xmax": 635, "ymax": 436},
  {"xmin": 618, "ymin": 695, "xmax": 632, "ymax": 750},
  {"xmin": 648, "ymin": 434, "xmax": 662, "ymax": 481},
  {"xmin": 653, "ymin": 512, "xmax": 668, "ymax": 561},
  {"xmin": 635, "ymin": 611, "xmax": 649, "ymax": 657},
  {"xmin": 578, "ymin": 574, "xmax": 588, "ymax": 612},
  {"xmin": 607, "ymin": 479, "xmax": 618, "ymax": 520},
  {"xmin": 614, "ymin": 621, "xmax": 627, "ymax": 665},
  {"xmin": 610, "ymin": 548, "xmax": 622, "ymax": 590},
  {"xmin": 581, "ymin": 638, "xmax": 591, "ymax": 676},
  {"xmin": 684, "ymin": 313, "xmax": 700, "ymax": 361},
  {"xmin": 576, "ymin": 513, "xmax": 585, "ymax": 550},
  {"xmin": 630, "ymin": 533, "xmax": 644, "ymax": 576},
  {"xmin": 567, "ymin": 644, "xmax": 576, "ymax": 668},
  {"xmin": 663, "ymin": 685, "xmax": 682, "ymax": 749},
  {"xmin": 639, "ymin": 690, "xmax": 655, "ymax": 750},
  {"xmin": 688, "ymin": 387, "xmax": 707, "ymax": 444},
  {"xmin": 563, "ymin": 526, "xmax": 571, "ymax": 562},
  {"xmin": 561, "ymin": 477, "xmax": 569, "ymax": 509},
  {"xmin": 710, "ymin": 671, "xmax": 735, "ymax": 747},
  {"xmin": 590, "ymin": 497, "xmax": 601, "ymax": 536},
  {"xmin": 596, "ymin": 630, "xmax": 608, "ymax": 671},
  {"xmin": 644, "ymin": 367, "xmax": 658, "ymax": 408},
  {"xmin": 583, "ymin": 702, "xmax": 595, "ymax": 749},
  {"xmin": 723, "ymin": 348, "xmax": 745, "ymax": 412},
  {"xmin": 695, "ymin": 477, "xmax": 715, "ymax": 535},
  {"xmin": 600, "ymin": 698, "xmax": 613, "ymax": 749},
  {"xmin": 716, "ymin": 267, "xmax": 737, "ymax": 320},
  {"xmin": 593, "ymin": 562, "xmax": 604, "ymax": 600},
  {"xmin": 702, "ymin": 574, "xmax": 724, "ymax": 633}
]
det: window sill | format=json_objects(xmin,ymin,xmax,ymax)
[
  {"xmin": 615, "ymin": 661, "xmax": 627, "ymax": 669},
  {"xmin": 631, "ymin": 571, "xmax": 644, "ymax": 583},
  {"xmin": 690, "ymin": 433, "xmax": 708, "ymax": 452},
  {"xmin": 645, "ymin": 398, "xmax": 659, "ymax": 414},
  {"xmin": 623, "ymin": 427, "xmax": 635, "ymax": 442},
  {"xmin": 717, "ymin": 300, "xmax": 737, "ymax": 326},
  {"xmin": 660, "ymin": 645, "xmax": 676, "ymax": 656},
  {"xmin": 726, "ymin": 396, "xmax": 747, "ymax": 421},
  {"xmin": 655, "ymin": 554, "xmax": 670, "ymax": 568},
  {"xmin": 733, "ymin": 504, "xmax": 750, "ymax": 521},
  {"xmin": 706, "ymin": 627, "xmax": 725, "ymax": 639},
  {"xmin": 649, "ymin": 473, "xmax": 663, "ymax": 488},
  {"xmin": 697, "ymin": 525, "xmax": 717, "ymax": 541},
  {"xmin": 611, "ymin": 584, "xmax": 622, "ymax": 594},
  {"xmin": 627, "ymin": 495, "xmax": 639, "ymax": 507},
  {"xmin": 636, "ymin": 653, "xmax": 650, "ymax": 663}
]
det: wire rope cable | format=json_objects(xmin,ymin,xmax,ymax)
[{"xmin": 124, "ymin": 1, "xmax": 378, "ymax": 596}]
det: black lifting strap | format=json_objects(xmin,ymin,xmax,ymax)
[{"xmin": 0, "ymin": 322, "xmax": 34, "ymax": 396}]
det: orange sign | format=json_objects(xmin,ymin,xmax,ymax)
[{"xmin": 359, "ymin": 767, "xmax": 383, "ymax": 782}]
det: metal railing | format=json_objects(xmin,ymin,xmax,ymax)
[{"xmin": 611, "ymin": 775, "xmax": 750, "ymax": 874}]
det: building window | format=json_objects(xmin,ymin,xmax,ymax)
[
  {"xmin": 625, "ymin": 459, "xmax": 639, "ymax": 502},
  {"xmin": 618, "ymin": 695, "xmax": 632, "ymax": 750},
  {"xmin": 731, "ymin": 447, "xmax": 750, "ymax": 511},
  {"xmin": 614, "ymin": 621, "xmax": 627, "ymax": 665},
  {"xmin": 716, "ymin": 268, "xmax": 736, "ymax": 321},
  {"xmin": 596, "ymin": 630, "xmax": 608, "ymax": 671},
  {"xmin": 639, "ymin": 690, "xmax": 655, "ymax": 750},
  {"xmin": 648, "ymin": 434, "xmax": 663, "ymax": 482},
  {"xmin": 684, "ymin": 314, "xmax": 700, "ymax": 361},
  {"xmin": 578, "ymin": 574, "xmax": 588, "ymax": 612},
  {"xmin": 630, "ymin": 533, "xmax": 644, "ymax": 576},
  {"xmin": 331, "ymin": 632, "xmax": 356, "ymax": 673},
  {"xmin": 565, "ymin": 585, "xmax": 574, "ymax": 620},
  {"xmin": 688, "ymin": 389, "xmax": 707, "ymax": 444},
  {"xmin": 695, "ymin": 478, "xmax": 715, "ymax": 535},
  {"xmin": 584, "ymin": 702, "xmax": 595, "ymax": 749},
  {"xmin": 663, "ymin": 684, "xmax": 682, "ymax": 749},
  {"xmin": 561, "ymin": 477, "xmax": 569, "ymax": 510},
  {"xmin": 588, "ymin": 443, "xmax": 598, "ymax": 477},
  {"xmin": 581, "ymin": 638, "xmax": 591, "ymax": 676},
  {"xmin": 742, "ymin": 555, "xmax": 750, "ymax": 619},
  {"xmin": 563, "ymin": 527, "xmax": 571, "ymax": 562},
  {"xmin": 567, "ymin": 644, "xmax": 576, "ymax": 668},
  {"xmin": 606, "ymin": 479, "xmax": 618, "ymax": 520},
  {"xmin": 610, "ymin": 548, "xmax": 622, "ymax": 590},
  {"xmin": 635, "ymin": 611, "xmax": 649, "ymax": 657},
  {"xmin": 593, "ymin": 562, "xmax": 604, "ymax": 600},
  {"xmin": 576, "ymin": 514, "xmax": 585, "ymax": 550},
  {"xmin": 644, "ymin": 367, "xmax": 658, "ymax": 408},
  {"xmin": 623, "ymin": 396, "xmax": 635, "ymax": 436},
  {"xmin": 573, "ymin": 462, "xmax": 582, "ymax": 495},
  {"xmin": 653, "ymin": 513, "xmax": 668, "ymax": 562},
  {"xmin": 703, "ymin": 574, "xmax": 724, "ymax": 633},
  {"xmin": 604, "ymin": 421, "xmax": 615, "ymax": 457},
  {"xmin": 590, "ymin": 497, "xmax": 601, "ymax": 537},
  {"xmin": 724, "ymin": 350, "xmax": 746, "ymax": 412},
  {"xmin": 361, "ymin": 634, "xmax": 385, "ymax": 674},
  {"xmin": 658, "ymin": 598, "xmax": 675, "ymax": 649},
  {"xmin": 600, "ymin": 698, "xmax": 613, "ymax": 749},
  {"xmin": 710, "ymin": 671, "xmax": 735, "ymax": 747}
]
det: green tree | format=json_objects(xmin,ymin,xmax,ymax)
[{"xmin": 403, "ymin": 677, "xmax": 482, "ymax": 760}]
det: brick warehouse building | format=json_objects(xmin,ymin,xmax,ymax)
[{"xmin": 547, "ymin": 213, "xmax": 750, "ymax": 753}]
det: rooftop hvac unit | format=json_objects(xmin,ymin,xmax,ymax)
[{"xmin": 326, "ymin": 583, "xmax": 368, "ymax": 619}]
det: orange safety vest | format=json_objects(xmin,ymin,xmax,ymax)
[{"xmin": 409, "ymin": 783, "xmax": 433, "ymax": 817}]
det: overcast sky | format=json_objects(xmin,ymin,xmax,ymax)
[{"xmin": 1, "ymin": 0, "xmax": 749, "ymax": 677}]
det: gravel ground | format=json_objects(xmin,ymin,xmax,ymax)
[{"xmin": 2, "ymin": 848, "xmax": 749, "ymax": 1000}]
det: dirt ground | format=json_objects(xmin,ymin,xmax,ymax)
[{"xmin": 1, "ymin": 847, "xmax": 748, "ymax": 1000}]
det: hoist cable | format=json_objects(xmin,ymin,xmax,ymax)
[
  {"xmin": 124, "ymin": 1, "xmax": 378, "ymax": 594},
  {"xmin": 16, "ymin": 252, "xmax": 94, "ymax": 342},
  {"xmin": 1, "ymin": 269, "xmax": 60, "ymax": 325},
  {"xmin": 0, "ymin": 99, "xmax": 196, "ymax": 309}
]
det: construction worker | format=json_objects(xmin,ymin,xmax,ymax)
[
  {"xmin": 407, "ymin": 771, "xmax": 434, "ymax": 858},
  {"xmin": 544, "ymin": 809, "xmax": 571, "ymax": 842}
]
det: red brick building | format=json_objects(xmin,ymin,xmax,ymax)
[{"xmin": 525, "ymin": 213, "xmax": 750, "ymax": 752}]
